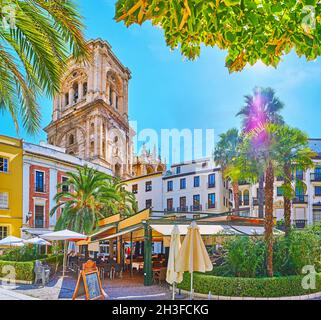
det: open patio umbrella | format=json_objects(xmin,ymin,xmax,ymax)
[
  {"xmin": 166, "ymin": 225, "xmax": 183, "ymax": 300},
  {"xmin": 0, "ymin": 236, "xmax": 25, "ymax": 247},
  {"xmin": 41, "ymin": 230, "xmax": 87, "ymax": 277},
  {"xmin": 176, "ymin": 221, "xmax": 213, "ymax": 299},
  {"xmin": 25, "ymin": 238, "xmax": 52, "ymax": 246}
]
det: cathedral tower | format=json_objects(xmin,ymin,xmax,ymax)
[{"xmin": 44, "ymin": 39, "xmax": 134, "ymax": 179}]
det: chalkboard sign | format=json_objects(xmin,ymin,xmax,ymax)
[{"xmin": 72, "ymin": 260, "xmax": 105, "ymax": 300}]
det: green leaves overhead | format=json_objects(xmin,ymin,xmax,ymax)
[
  {"xmin": 115, "ymin": 0, "xmax": 321, "ymax": 72},
  {"xmin": 0, "ymin": 0, "xmax": 88, "ymax": 134}
]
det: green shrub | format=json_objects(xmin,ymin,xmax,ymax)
[
  {"xmin": 219, "ymin": 231, "xmax": 321, "ymax": 277},
  {"xmin": 178, "ymin": 272, "xmax": 321, "ymax": 297},
  {"xmin": 0, "ymin": 260, "xmax": 35, "ymax": 282},
  {"xmin": 0, "ymin": 254, "xmax": 63, "ymax": 282},
  {"xmin": 0, "ymin": 246, "xmax": 47, "ymax": 262}
]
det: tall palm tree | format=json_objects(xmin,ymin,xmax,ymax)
[
  {"xmin": 272, "ymin": 124, "xmax": 316, "ymax": 236},
  {"xmin": 237, "ymin": 87, "xmax": 284, "ymax": 218},
  {"xmin": 0, "ymin": 0, "xmax": 88, "ymax": 134},
  {"xmin": 50, "ymin": 166, "xmax": 121, "ymax": 234},
  {"xmin": 214, "ymin": 128, "xmax": 242, "ymax": 212}
]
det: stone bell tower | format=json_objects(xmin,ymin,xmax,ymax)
[{"xmin": 44, "ymin": 39, "xmax": 134, "ymax": 179}]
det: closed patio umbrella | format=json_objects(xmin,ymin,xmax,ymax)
[
  {"xmin": 176, "ymin": 221, "xmax": 213, "ymax": 299},
  {"xmin": 41, "ymin": 230, "xmax": 87, "ymax": 277},
  {"xmin": 166, "ymin": 225, "xmax": 183, "ymax": 300}
]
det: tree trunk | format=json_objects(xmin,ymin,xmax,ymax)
[
  {"xmin": 283, "ymin": 163, "xmax": 292, "ymax": 236},
  {"xmin": 264, "ymin": 161, "xmax": 274, "ymax": 277},
  {"xmin": 232, "ymin": 181, "xmax": 240, "ymax": 213},
  {"xmin": 258, "ymin": 174, "xmax": 264, "ymax": 218}
]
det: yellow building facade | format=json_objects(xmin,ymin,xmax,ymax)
[{"xmin": 0, "ymin": 135, "xmax": 23, "ymax": 238}]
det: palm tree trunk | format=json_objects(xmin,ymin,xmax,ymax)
[
  {"xmin": 232, "ymin": 181, "xmax": 240, "ymax": 213},
  {"xmin": 258, "ymin": 174, "xmax": 264, "ymax": 218},
  {"xmin": 264, "ymin": 161, "xmax": 274, "ymax": 277},
  {"xmin": 283, "ymin": 163, "xmax": 292, "ymax": 236}
]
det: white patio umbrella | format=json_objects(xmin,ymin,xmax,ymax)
[
  {"xmin": 166, "ymin": 225, "xmax": 183, "ymax": 300},
  {"xmin": 41, "ymin": 230, "xmax": 87, "ymax": 277},
  {"xmin": 176, "ymin": 221, "xmax": 213, "ymax": 299},
  {"xmin": 25, "ymin": 238, "xmax": 52, "ymax": 246},
  {"xmin": 0, "ymin": 236, "xmax": 25, "ymax": 247}
]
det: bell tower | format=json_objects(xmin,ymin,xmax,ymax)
[{"xmin": 44, "ymin": 39, "xmax": 134, "ymax": 179}]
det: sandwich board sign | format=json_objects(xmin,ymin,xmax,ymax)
[{"xmin": 72, "ymin": 260, "xmax": 105, "ymax": 300}]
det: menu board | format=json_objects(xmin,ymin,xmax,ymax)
[{"xmin": 72, "ymin": 260, "xmax": 105, "ymax": 300}]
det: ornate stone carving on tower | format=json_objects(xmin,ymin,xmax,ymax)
[{"xmin": 44, "ymin": 39, "xmax": 134, "ymax": 179}]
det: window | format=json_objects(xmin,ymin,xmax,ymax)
[
  {"xmin": 83, "ymin": 82, "xmax": 88, "ymax": 96},
  {"xmin": 0, "ymin": 157, "xmax": 8, "ymax": 173},
  {"xmin": 315, "ymin": 186, "xmax": 321, "ymax": 196},
  {"xmin": 193, "ymin": 194, "xmax": 200, "ymax": 206},
  {"xmin": 65, "ymin": 93, "xmax": 69, "ymax": 106},
  {"xmin": 180, "ymin": 178, "xmax": 186, "ymax": 190},
  {"xmin": 132, "ymin": 184, "xmax": 138, "ymax": 194},
  {"xmin": 194, "ymin": 176, "xmax": 200, "ymax": 188},
  {"xmin": 69, "ymin": 134, "xmax": 74, "ymax": 146},
  {"xmin": 243, "ymin": 190, "xmax": 250, "ymax": 206},
  {"xmin": 109, "ymin": 87, "xmax": 113, "ymax": 105},
  {"xmin": 179, "ymin": 197, "xmax": 187, "ymax": 211},
  {"xmin": 208, "ymin": 174, "xmax": 215, "ymax": 188},
  {"xmin": 167, "ymin": 198, "xmax": 173, "ymax": 211},
  {"xmin": 73, "ymin": 82, "xmax": 79, "ymax": 103},
  {"xmin": 208, "ymin": 193, "xmax": 216, "ymax": 209},
  {"xmin": 145, "ymin": 181, "xmax": 152, "ymax": 192},
  {"xmin": 176, "ymin": 166, "xmax": 181, "ymax": 174},
  {"xmin": 35, "ymin": 171, "xmax": 45, "ymax": 192},
  {"xmin": 0, "ymin": 192, "xmax": 8, "ymax": 209},
  {"xmin": 146, "ymin": 199, "xmax": 152, "ymax": 209},
  {"xmin": 167, "ymin": 181, "xmax": 173, "ymax": 192},
  {"xmin": 62, "ymin": 177, "xmax": 69, "ymax": 193},
  {"xmin": 277, "ymin": 187, "xmax": 284, "ymax": 197},
  {"xmin": 115, "ymin": 95, "xmax": 119, "ymax": 109},
  {"xmin": 0, "ymin": 226, "xmax": 8, "ymax": 240},
  {"xmin": 34, "ymin": 205, "xmax": 44, "ymax": 228},
  {"xmin": 296, "ymin": 169, "xmax": 303, "ymax": 180}
]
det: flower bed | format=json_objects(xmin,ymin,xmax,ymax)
[{"xmin": 178, "ymin": 272, "xmax": 321, "ymax": 298}]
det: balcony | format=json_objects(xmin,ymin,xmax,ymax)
[
  {"xmin": 206, "ymin": 203, "xmax": 216, "ymax": 209},
  {"xmin": 177, "ymin": 206, "xmax": 188, "ymax": 212},
  {"xmin": 276, "ymin": 176, "xmax": 284, "ymax": 181},
  {"xmin": 164, "ymin": 208, "xmax": 176, "ymax": 213},
  {"xmin": 310, "ymin": 173, "xmax": 321, "ymax": 182},
  {"xmin": 294, "ymin": 219, "xmax": 307, "ymax": 229},
  {"xmin": 292, "ymin": 195, "xmax": 308, "ymax": 204},
  {"xmin": 208, "ymin": 183, "xmax": 216, "ymax": 189},
  {"xmin": 239, "ymin": 180, "xmax": 250, "ymax": 185},
  {"xmin": 190, "ymin": 205, "xmax": 202, "ymax": 212},
  {"xmin": 252, "ymin": 197, "xmax": 265, "ymax": 206},
  {"xmin": 35, "ymin": 185, "xmax": 46, "ymax": 193}
]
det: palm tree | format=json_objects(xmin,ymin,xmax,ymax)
[
  {"xmin": 237, "ymin": 87, "xmax": 284, "ymax": 218},
  {"xmin": 0, "ymin": 0, "xmax": 88, "ymax": 134},
  {"xmin": 272, "ymin": 125, "xmax": 316, "ymax": 236},
  {"xmin": 103, "ymin": 178, "xmax": 138, "ymax": 218},
  {"xmin": 50, "ymin": 166, "xmax": 121, "ymax": 234},
  {"xmin": 214, "ymin": 128, "xmax": 242, "ymax": 212}
]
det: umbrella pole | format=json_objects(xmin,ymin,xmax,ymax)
[
  {"xmin": 172, "ymin": 282, "xmax": 175, "ymax": 300},
  {"xmin": 190, "ymin": 272, "xmax": 193, "ymax": 300},
  {"xmin": 63, "ymin": 240, "xmax": 67, "ymax": 277}
]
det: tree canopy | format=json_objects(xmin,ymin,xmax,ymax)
[{"xmin": 115, "ymin": 0, "xmax": 321, "ymax": 72}]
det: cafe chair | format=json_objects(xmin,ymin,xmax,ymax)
[{"xmin": 34, "ymin": 260, "xmax": 51, "ymax": 286}]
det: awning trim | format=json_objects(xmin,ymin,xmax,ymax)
[{"xmin": 100, "ymin": 225, "xmax": 142, "ymax": 240}]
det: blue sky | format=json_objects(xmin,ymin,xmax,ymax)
[{"xmin": 2, "ymin": 0, "xmax": 321, "ymax": 162}]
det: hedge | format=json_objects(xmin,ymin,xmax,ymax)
[
  {"xmin": 178, "ymin": 272, "xmax": 321, "ymax": 298},
  {"xmin": 0, "ymin": 254, "xmax": 64, "ymax": 282}
]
